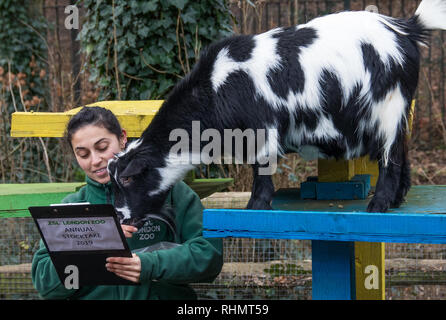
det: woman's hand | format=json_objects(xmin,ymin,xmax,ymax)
[
  {"xmin": 108, "ymin": 225, "xmax": 140, "ymax": 282},
  {"xmin": 121, "ymin": 224, "xmax": 138, "ymax": 238},
  {"xmin": 106, "ymin": 254, "xmax": 141, "ymax": 283}
]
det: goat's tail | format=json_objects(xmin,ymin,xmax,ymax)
[{"xmin": 414, "ymin": 0, "xmax": 446, "ymax": 30}]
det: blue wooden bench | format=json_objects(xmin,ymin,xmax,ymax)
[{"xmin": 203, "ymin": 185, "xmax": 446, "ymax": 300}]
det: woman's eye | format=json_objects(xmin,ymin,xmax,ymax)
[{"xmin": 120, "ymin": 176, "xmax": 132, "ymax": 186}]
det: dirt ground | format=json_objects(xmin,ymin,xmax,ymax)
[{"xmin": 409, "ymin": 148, "xmax": 446, "ymax": 185}]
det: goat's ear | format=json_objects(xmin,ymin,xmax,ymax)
[{"xmin": 119, "ymin": 158, "xmax": 146, "ymax": 178}]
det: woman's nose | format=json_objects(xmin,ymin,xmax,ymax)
[{"xmin": 91, "ymin": 152, "xmax": 103, "ymax": 166}]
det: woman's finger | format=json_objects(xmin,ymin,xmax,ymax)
[
  {"xmin": 110, "ymin": 270, "xmax": 140, "ymax": 283},
  {"xmin": 107, "ymin": 266, "xmax": 139, "ymax": 278},
  {"xmin": 106, "ymin": 254, "xmax": 141, "ymax": 274},
  {"xmin": 106, "ymin": 262, "xmax": 140, "ymax": 272},
  {"xmin": 121, "ymin": 225, "xmax": 138, "ymax": 238},
  {"xmin": 107, "ymin": 254, "xmax": 140, "ymax": 266},
  {"xmin": 106, "ymin": 264, "xmax": 140, "ymax": 283}
]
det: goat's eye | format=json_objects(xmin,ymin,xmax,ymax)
[{"xmin": 120, "ymin": 176, "xmax": 132, "ymax": 186}]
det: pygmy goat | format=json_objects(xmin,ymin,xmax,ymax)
[{"xmin": 107, "ymin": 0, "xmax": 446, "ymax": 230}]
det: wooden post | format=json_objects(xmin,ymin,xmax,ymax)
[
  {"xmin": 312, "ymin": 240, "xmax": 356, "ymax": 300},
  {"xmin": 354, "ymin": 242, "xmax": 385, "ymax": 300},
  {"xmin": 318, "ymin": 156, "xmax": 385, "ymax": 300}
]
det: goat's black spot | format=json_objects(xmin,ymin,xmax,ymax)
[
  {"xmin": 360, "ymin": 42, "xmax": 396, "ymax": 101},
  {"xmin": 293, "ymin": 108, "xmax": 321, "ymax": 132},
  {"xmin": 215, "ymin": 70, "xmax": 289, "ymax": 133},
  {"xmin": 360, "ymin": 42, "xmax": 417, "ymax": 103},
  {"xmin": 267, "ymin": 27, "xmax": 318, "ymax": 99},
  {"xmin": 227, "ymin": 35, "xmax": 255, "ymax": 62},
  {"xmin": 314, "ymin": 138, "xmax": 347, "ymax": 159}
]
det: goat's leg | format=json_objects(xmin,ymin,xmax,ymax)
[
  {"xmin": 246, "ymin": 164, "xmax": 275, "ymax": 210},
  {"xmin": 367, "ymin": 144, "xmax": 404, "ymax": 213},
  {"xmin": 391, "ymin": 141, "xmax": 411, "ymax": 208}
]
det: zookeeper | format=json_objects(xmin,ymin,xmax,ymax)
[{"xmin": 31, "ymin": 106, "xmax": 223, "ymax": 300}]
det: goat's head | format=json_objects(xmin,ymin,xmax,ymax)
[{"xmin": 107, "ymin": 139, "xmax": 176, "ymax": 232}]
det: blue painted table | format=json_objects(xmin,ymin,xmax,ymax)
[{"xmin": 203, "ymin": 185, "xmax": 446, "ymax": 300}]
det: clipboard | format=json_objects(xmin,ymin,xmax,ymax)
[{"xmin": 29, "ymin": 203, "xmax": 136, "ymax": 286}]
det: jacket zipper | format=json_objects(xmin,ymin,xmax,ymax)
[{"xmin": 104, "ymin": 185, "xmax": 112, "ymax": 204}]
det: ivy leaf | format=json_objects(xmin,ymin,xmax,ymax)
[
  {"xmin": 181, "ymin": 7, "xmax": 197, "ymax": 24},
  {"xmin": 158, "ymin": 37, "xmax": 174, "ymax": 53},
  {"xmin": 141, "ymin": 0, "xmax": 158, "ymax": 13},
  {"xmin": 168, "ymin": 0, "xmax": 187, "ymax": 10},
  {"xmin": 137, "ymin": 26, "xmax": 150, "ymax": 38},
  {"xmin": 122, "ymin": 13, "xmax": 131, "ymax": 26},
  {"xmin": 127, "ymin": 33, "xmax": 136, "ymax": 47},
  {"xmin": 160, "ymin": 16, "xmax": 173, "ymax": 28},
  {"xmin": 158, "ymin": 77, "xmax": 174, "ymax": 94}
]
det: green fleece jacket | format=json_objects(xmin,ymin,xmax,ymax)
[{"xmin": 31, "ymin": 176, "xmax": 223, "ymax": 300}]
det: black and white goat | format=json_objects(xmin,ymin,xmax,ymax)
[{"xmin": 108, "ymin": 0, "xmax": 446, "ymax": 229}]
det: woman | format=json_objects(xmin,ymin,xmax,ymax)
[{"xmin": 31, "ymin": 106, "xmax": 223, "ymax": 300}]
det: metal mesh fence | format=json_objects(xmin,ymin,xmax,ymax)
[
  {"xmin": 0, "ymin": 217, "xmax": 41, "ymax": 300},
  {"xmin": 1, "ymin": 195, "xmax": 446, "ymax": 300}
]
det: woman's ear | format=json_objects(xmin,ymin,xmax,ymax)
[{"xmin": 120, "ymin": 129, "xmax": 128, "ymax": 149}]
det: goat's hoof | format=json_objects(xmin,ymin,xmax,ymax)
[
  {"xmin": 391, "ymin": 188, "xmax": 409, "ymax": 208},
  {"xmin": 246, "ymin": 199, "xmax": 273, "ymax": 210},
  {"xmin": 366, "ymin": 197, "xmax": 389, "ymax": 213},
  {"xmin": 390, "ymin": 197, "xmax": 404, "ymax": 208}
]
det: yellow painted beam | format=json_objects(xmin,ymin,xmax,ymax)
[
  {"xmin": 354, "ymin": 242, "xmax": 385, "ymax": 300},
  {"xmin": 353, "ymin": 157, "xmax": 379, "ymax": 187},
  {"xmin": 318, "ymin": 158, "xmax": 355, "ymax": 182},
  {"xmin": 318, "ymin": 157, "xmax": 378, "ymax": 186},
  {"xmin": 10, "ymin": 100, "xmax": 164, "ymax": 138}
]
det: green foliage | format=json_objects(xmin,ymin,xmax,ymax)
[
  {"xmin": 0, "ymin": 1, "xmax": 54, "ymax": 183},
  {"xmin": 0, "ymin": 0, "xmax": 48, "ymax": 113},
  {"xmin": 79, "ymin": 0, "xmax": 234, "ymax": 100}
]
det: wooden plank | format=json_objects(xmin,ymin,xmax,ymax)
[
  {"xmin": 203, "ymin": 186, "xmax": 446, "ymax": 243},
  {"xmin": 354, "ymin": 242, "xmax": 385, "ymax": 300},
  {"xmin": 312, "ymin": 240, "xmax": 355, "ymax": 300},
  {"xmin": 10, "ymin": 100, "xmax": 163, "ymax": 138},
  {"xmin": 0, "ymin": 178, "xmax": 233, "ymax": 218},
  {"xmin": 203, "ymin": 208, "xmax": 446, "ymax": 243},
  {"xmin": 318, "ymin": 159, "xmax": 355, "ymax": 182},
  {"xmin": 188, "ymin": 178, "xmax": 234, "ymax": 199},
  {"xmin": 0, "ymin": 183, "xmax": 85, "ymax": 217},
  {"xmin": 315, "ymin": 177, "xmax": 369, "ymax": 200},
  {"xmin": 272, "ymin": 185, "xmax": 446, "ymax": 214},
  {"xmin": 0, "ymin": 183, "xmax": 84, "ymax": 196},
  {"xmin": 0, "ymin": 192, "xmax": 73, "ymax": 213}
]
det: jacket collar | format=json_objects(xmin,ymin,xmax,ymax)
[
  {"xmin": 85, "ymin": 175, "xmax": 112, "ymax": 189},
  {"xmin": 85, "ymin": 176, "xmax": 114, "ymax": 204}
]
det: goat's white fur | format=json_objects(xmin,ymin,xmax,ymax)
[
  {"xmin": 416, "ymin": 0, "xmax": 446, "ymax": 30},
  {"xmin": 210, "ymin": 10, "xmax": 411, "ymax": 166}
]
